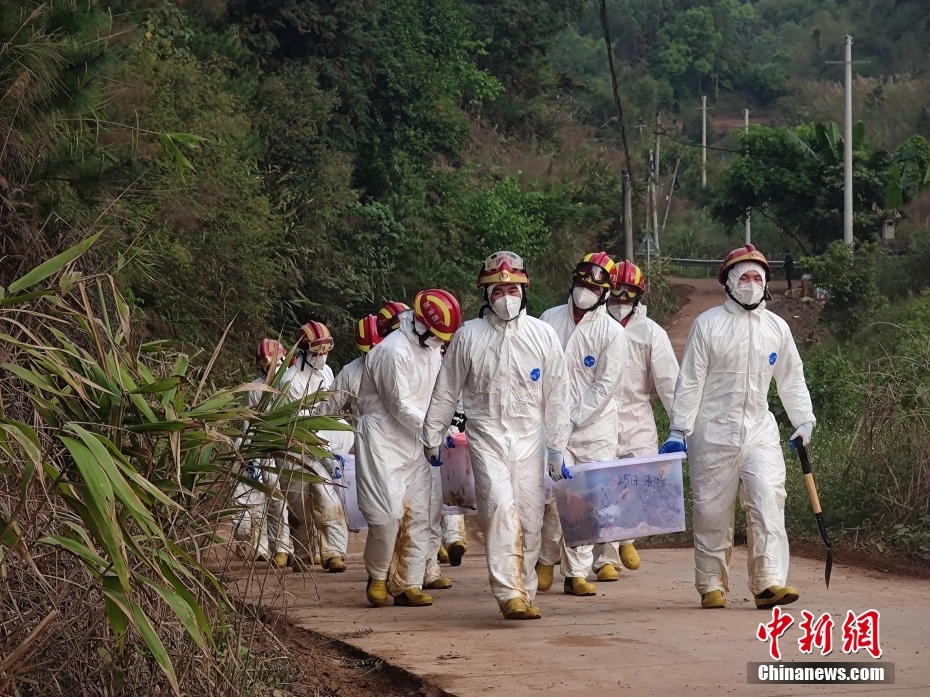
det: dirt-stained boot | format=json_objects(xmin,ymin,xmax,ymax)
[
  {"xmin": 447, "ymin": 541, "xmax": 467, "ymax": 567},
  {"xmin": 437, "ymin": 546, "xmax": 449, "ymax": 564},
  {"xmin": 322, "ymin": 556, "xmax": 346, "ymax": 573},
  {"xmin": 394, "ymin": 587, "xmax": 433, "ymax": 607},
  {"xmin": 619, "ymin": 544, "xmax": 641, "ymax": 570},
  {"xmin": 754, "ymin": 586, "xmax": 799, "ymax": 609},
  {"xmin": 535, "ymin": 563, "xmax": 555, "ymax": 592},
  {"xmin": 596, "ymin": 564, "xmax": 620, "ymax": 582},
  {"xmin": 366, "ymin": 577, "xmax": 389, "ymax": 607},
  {"xmin": 563, "ymin": 577, "xmax": 597, "ymax": 596}
]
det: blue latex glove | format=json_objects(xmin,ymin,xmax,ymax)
[
  {"xmin": 245, "ymin": 461, "xmax": 261, "ymax": 481},
  {"xmin": 658, "ymin": 430, "xmax": 687, "ymax": 455},
  {"xmin": 547, "ymin": 448, "xmax": 572, "ymax": 481},
  {"xmin": 788, "ymin": 422, "xmax": 814, "ymax": 449},
  {"xmin": 425, "ymin": 445, "xmax": 443, "ymax": 467},
  {"xmin": 444, "ymin": 427, "xmax": 457, "ymax": 449},
  {"xmin": 321, "ymin": 455, "xmax": 343, "ymax": 480}
]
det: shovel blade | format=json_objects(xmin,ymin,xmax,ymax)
[{"xmin": 825, "ymin": 547, "xmax": 833, "ymax": 589}]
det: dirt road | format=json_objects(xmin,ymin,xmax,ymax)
[
  {"xmin": 241, "ymin": 280, "xmax": 924, "ymax": 696},
  {"xmin": 251, "ymin": 531, "xmax": 929, "ymax": 697}
]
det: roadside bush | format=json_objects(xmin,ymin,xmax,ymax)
[{"xmin": 802, "ymin": 241, "xmax": 887, "ymax": 339}]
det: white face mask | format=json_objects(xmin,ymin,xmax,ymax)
[
  {"xmin": 311, "ymin": 354, "xmax": 328, "ymax": 370},
  {"xmin": 491, "ymin": 294, "xmax": 522, "ymax": 321},
  {"xmin": 424, "ymin": 335, "xmax": 444, "ymax": 349},
  {"xmin": 608, "ymin": 304, "xmax": 634, "ymax": 322},
  {"xmin": 731, "ymin": 281, "xmax": 765, "ymax": 307},
  {"xmin": 572, "ymin": 287, "xmax": 601, "ymax": 310}
]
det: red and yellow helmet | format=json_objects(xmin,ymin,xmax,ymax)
[
  {"xmin": 413, "ymin": 289, "xmax": 462, "ymax": 343},
  {"xmin": 610, "ymin": 260, "xmax": 646, "ymax": 300},
  {"xmin": 476, "ymin": 251, "xmax": 530, "ymax": 288},
  {"xmin": 295, "ymin": 321, "xmax": 333, "ymax": 354},
  {"xmin": 255, "ymin": 339, "xmax": 286, "ymax": 369},
  {"xmin": 573, "ymin": 251, "xmax": 616, "ymax": 289},
  {"xmin": 718, "ymin": 244, "xmax": 771, "ymax": 285},
  {"xmin": 377, "ymin": 301, "xmax": 410, "ymax": 337},
  {"xmin": 354, "ymin": 315, "xmax": 382, "ymax": 354}
]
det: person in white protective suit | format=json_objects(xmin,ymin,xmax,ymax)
[
  {"xmin": 233, "ymin": 339, "xmax": 291, "ymax": 567},
  {"xmin": 356, "ymin": 290, "xmax": 462, "ymax": 608},
  {"xmin": 318, "ymin": 314, "xmax": 383, "ymax": 423},
  {"xmin": 437, "ymin": 406, "xmax": 468, "ymax": 567},
  {"xmin": 596, "ymin": 260, "xmax": 680, "ymax": 577},
  {"xmin": 659, "ymin": 244, "xmax": 816, "ymax": 610},
  {"xmin": 279, "ymin": 321, "xmax": 352, "ymax": 573},
  {"xmin": 422, "ymin": 251, "xmax": 570, "ymax": 620},
  {"xmin": 538, "ymin": 252, "xmax": 629, "ymax": 596}
]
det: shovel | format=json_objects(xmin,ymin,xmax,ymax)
[{"xmin": 793, "ymin": 438, "xmax": 833, "ymax": 588}]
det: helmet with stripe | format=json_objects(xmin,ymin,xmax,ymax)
[
  {"xmin": 477, "ymin": 251, "xmax": 530, "ymax": 287},
  {"xmin": 377, "ymin": 301, "xmax": 411, "ymax": 337},
  {"xmin": 354, "ymin": 315, "xmax": 382, "ymax": 354},
  {"xmin": 295, "ymin": 321, "xmax": 333, "ymax": 354},
  {"xmin": 573, "ymin": 251, "xmax": 616, "ymax": 289},
  {"xmin": 718, "ymin": 244, "xmax": 771, "ymax": 285},
  {"xmin": 255, "ymin": 339, "xmax": 287, "ymax": 369},
  {"xmin": 413, "ymin": 289, "xmax": 462, "ymax": 343},
  {"xmin": 610, "ymin": 260, "xmax": 646, "ymax": 297}
]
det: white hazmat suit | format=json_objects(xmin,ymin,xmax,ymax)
[
  {"xmin": 319, "ymin": 355, "xmax": 365, "ymax": 422},
  {"xmin": 670, "ymin": 269, "xmax": 815, "ymax": 596},
  {"xmin": 279, "ymin": 359, "xmax": 350, "ymax": 565},
  {"xmin": 538, "ymin": 302, "xmax": 628, "ymax": 579},
  {"xmin": 594, "ymin": 303, "xmax": 680, "ymax": 569},
  {"xmin": 356, "ymin": 313, "xmax": 443, "ymax": 596},
  {"xmin": 422, "ymin": 308, "xmax": 570, "ymax": 610}
]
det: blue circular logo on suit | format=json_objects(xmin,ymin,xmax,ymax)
[
  {"xmin": 584, "ymin": 355, "xmax": 596, "ymax": 368},
  {"xmin": 530, "ymin": 368, "xmax": 541, "ymax": 381},
  {"xmin": 769, "ymin": 352, "xmax": 778, "ymax": 365}
]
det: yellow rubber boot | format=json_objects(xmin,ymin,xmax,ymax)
[
  {"xmin": 701, "ymin": 590, "xmax": 727, "ymax": 609},
  {"xmin": 596, "ymin": 564, "xmax": 620, "ymax": 582},
  {"xmin": 424, "ymin": 577, "xmax": 453, "ymax": 590},
  {"xmin": 502, "ymin": 598, "xmax": 530, "ymax": 619},
  {"xmin": 272, "ymin": 552, "xmax": 289, "ymax": 568},
  {"xmin": 437, "ymin": 546, "xmax": 449, "ymax": 564},
  {"xmin": 524, "ymin": 604, "xmax": 542, "ymax": 619},
  {"xmin": 755, "ymin": 585, "xmax": 799, "ymax": 609},
  {"xmin": 323, "ymin": 556, "xmax": 346, "ymax": 573},
  {"xmin": 535, "ymin": 563, "xmax": 555, "ymax": 592},
  {"xmin": 394, "ymin": 587, "xmax": 433, "ymax": 607},
  {"xmin": 619, "ymin": 544, "xmax": 641, "ymax": 570},
  {"xmin": 366, "ymin": 577, "xmax": 390, "ymax": 607},
  {"xmin": 563, "ymin": 577, "xmax": 597, "ymax": 596},
  {"xmin": 234, "ymin": 546, "xmax": 247, "ymax": 560},
  {"xmin": 447, "ymin": 541, "xmax": 467, "ymax": 567}
]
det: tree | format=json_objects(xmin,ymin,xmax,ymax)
[
  {"xmin": 712, "ymin": 123, "xmax": 930, "ymax": 254},
  {"xmin": 655, "ymin": 7, "xmax": 722, "ymax": 101}
]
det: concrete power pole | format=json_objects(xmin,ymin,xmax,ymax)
[
  {"xmin": 843, "ymin": 35, "xmax": 854, "ymax": 246},
  {"xmin": 701, "ymin": 96, "xmax": 708, "ymax": 188},
  {"xmin": 744, "ymin": 108, "xmax": 751, "ymax": 245},
  {"xmin": 623, "ymin": 170, "xmax": 633, "ymax": 261},
  {"xmin": 654, "ymin": 112, "xmax": 661, "ymax": 247}
]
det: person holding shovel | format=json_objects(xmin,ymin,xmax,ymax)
[{"xmin": 660, "ymin": 244, "xmax": 816, "ymax": 610}]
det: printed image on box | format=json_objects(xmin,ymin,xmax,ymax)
[
  {"xmin": 553, "ymin": 453, "xmax": 686, "ymax": 547},
  {"xmin": 338, "ymin": 454, "xmax": 368, "ymax": 533},
  {"xmin": 440, "ymin": 432, "xmax": 477, "ymax": 514}
]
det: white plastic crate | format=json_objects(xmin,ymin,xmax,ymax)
[
  {"xmin": 338, "ymin": 455, "xmax": 368, "ymax": 533},
  {"xmin": 552, "ymin": 453, "xmax": 686, "ymax": 547}
]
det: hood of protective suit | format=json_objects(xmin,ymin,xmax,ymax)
[
  {"xmin": 612, "ymin": 304, "xmax": 680, "ymax": 457},
  {"xmin": 539, "ymin": 303, "xmax": 628, "ymax": 462}
]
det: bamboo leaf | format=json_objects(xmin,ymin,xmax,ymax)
[
  {"xmin": 158, "ymin": 561, "xmax": 215, "ymax": 647},
  {"xmin": 8, "ymin": 232, "xmax": 102, "ymax": 294},
  {"xmin": 40, "ymin": 534, "xmax": 109, "ymax": 572},
  {"xmin": 130, "ymin": 600, "xmax": 180, "ymax": 695},
  {"xmin": 102, "ymin": 578, "xmax": 130, "ymax": 654},
  {"xmin": 139, "ymin": 576, "xmax": 207, "ymax": 651}
]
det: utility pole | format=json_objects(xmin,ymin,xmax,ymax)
[
  {"xmin": 662, "ymin": 157, "xmax": 682, "ymax": 233},
  {"xmin": 826, "ymin": 36, "xmax": 866, "ymax": 246},
  {"xmin": 843, "ymin": 36, "xmax": 853, "ymax": 246},
  {"xmin": 744, "ymin": 108, "xmax": 751, "ymax": 245},
  {"xmin": 623, "ymin": 170, "xmax": 633, "ymax": 261},
  {"xmin": 654, "ymin": 111, "xmax": 662, "ymax": 194},
  {"xmin": 697, "ymin": 96, "xmax": 708, "ymax": 188},
  {"xmin": 649, "ymin": 150, "xmax": 659, "ymax": 248}
]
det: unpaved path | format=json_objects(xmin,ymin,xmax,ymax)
[{"xmin": 248, "ymin": 532, "xmax": 929, "ymax": 696}]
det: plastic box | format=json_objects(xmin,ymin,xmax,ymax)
[
  {"xmin": 439, "ymin": 432, "xmax": 477, "ymax": 515},
  {"xmin": 552, "ymin": 453, "xmax": 686, "ymax": 547},
  {"xmin": 338, "ymin": 455, "xmax": 368, "ymax": 533}
]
